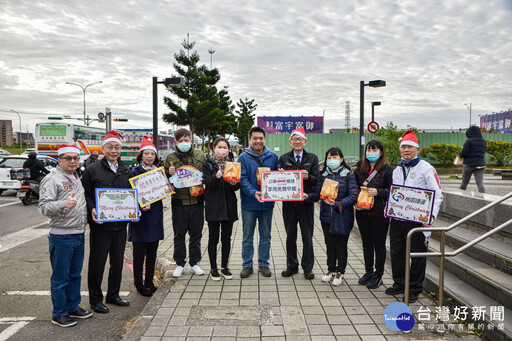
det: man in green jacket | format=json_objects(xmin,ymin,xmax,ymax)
[{"xmin": 164, "ymin": 128, "xmax": 207, "ymax": 278}]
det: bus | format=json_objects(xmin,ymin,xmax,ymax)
[{"xmin": 35, "ymin": 122, "xmax": 175, "ymax": 164}]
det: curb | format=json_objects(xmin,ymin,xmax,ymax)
[{"xmin": 122, "ymin": 256, "xmax": 176, "ymax": 341}]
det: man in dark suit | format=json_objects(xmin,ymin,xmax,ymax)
[{"xmin": 278, "ymin": 127, "xmax": 319, "ymax": 279}]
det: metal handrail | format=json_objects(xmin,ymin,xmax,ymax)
[{"xmin": 404, "ymin": 191, "xmax": 512, "ymax": 312}]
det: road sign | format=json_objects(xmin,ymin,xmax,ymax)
[
  {"xmin": 367, "ymin": 121, "xmax": 379, "ymax": 134},
  {"xmin": 98, "ymin": 112, "xmax": 105, "ymax": 120}
]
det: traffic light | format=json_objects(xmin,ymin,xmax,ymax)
[
  {"xmin": 48, "ymin": 116, "xmax": 63, "ymax": 120},
  {"xmin": 113, "ymin": 118, "xmax": 128, "ymax": 122}
]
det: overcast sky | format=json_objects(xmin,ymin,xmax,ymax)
[{"xmin": 1, "ymin": 0, "xmax": 511, "ymax": 134}]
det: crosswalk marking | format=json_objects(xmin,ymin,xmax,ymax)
[
  {"xmin": 0, "ymin": 317, "xmax": 35, "ymax": 341},
  {"xmin": 0, "ymin": 223, "xmax": 48, "ymax": 253}
]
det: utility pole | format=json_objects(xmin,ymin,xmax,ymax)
[
  {"xmin": 465, "ymin": 103, "xmax": 472, "ymax": 127},
  {"xmin": 208, "ymin": 48, "xmax": 215, "ymax": 69}
]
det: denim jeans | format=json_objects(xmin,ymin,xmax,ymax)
[
  {"xmin": 49, "ymin": 233, "xmax": 85, "ymax": 318},
  {"xmin": 242, "ymin": 209, "xmax": 273, "ymax": 268}
]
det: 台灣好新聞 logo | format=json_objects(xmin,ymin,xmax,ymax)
[{"xmin": 383, "ymin": 302, "xmax": 415, "ymax": 331}]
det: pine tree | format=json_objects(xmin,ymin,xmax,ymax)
[{"xmin": 235, "ymin": 98, "xmax": 257, "ymax": 148}]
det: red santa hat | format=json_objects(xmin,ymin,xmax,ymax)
[
  {"xmin": 139, "ymin": 136, "xmax": 157, "ymax": 153},
  {"xmin": 102, "ymin": 130, "xmax": 123, "ymax": 146},
  {"xmin": 399, "ymin": 130, "xmax": 419, "ymax": 148},
  {"xmin": 58, "ymin": 144, "xmax": 80, "ymax": 156},
  {"xmin": 289, "ymin": 126, "xmax": 307, "ymax": 140}
]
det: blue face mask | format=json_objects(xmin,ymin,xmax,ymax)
[
  {"xmin": 366, "ymin": 152, "xmax": 380, "ymax": 163},
  {"xmin": 326, "ymin": 159, "xmax": 341, "ymax": 170},
  {"xmin": 177, "ymin": 142, "xmax": 191, "ymax": 153}
]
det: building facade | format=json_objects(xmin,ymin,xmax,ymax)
[{"xmin": 0, "ymin": 120, "xmax": 13, "ymax": 146}]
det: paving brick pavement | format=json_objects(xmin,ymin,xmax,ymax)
[{"xmin": 124, "ymin": 188, "xmax": 488, "ymax": 340}]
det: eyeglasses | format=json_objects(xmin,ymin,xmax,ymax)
[
  {"xmin": 290, "ymin": 137, "xmax": 305, "ymax": 142},
  {"xmin": 60, "ymin": 156, "xmax": 80, "ymax": 161},
  {"xmin": 104, "ymin": 145, "xmax": 122, "ymax": 151}
]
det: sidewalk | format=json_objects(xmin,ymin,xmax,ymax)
[{"xmin": 125, "ymin": 195, "xmax": 483, "ymax": 340}]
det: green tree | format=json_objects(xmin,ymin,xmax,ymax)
[
  {"xmin": 486, "ymin": 139, "xmax": 512, "ymax": 166},
  {"xmin": 420, "ymin": 143, "xmax": 462, "ymax": 168},
  {"xmin": 235, "ymin": 98, "xmax": 257, "ymax": 148},
  {"xmin": 375, "ymin": 122, "xmax": 419, "ymax": 165},
  {"xmin": 163, "ymin": 35, "xmax": 230, "ymax": 147}
]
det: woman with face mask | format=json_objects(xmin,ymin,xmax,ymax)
[
  {"xmin": 353, "ymin": 140, "xmax": 393, "ymax": 289},
  {"xmin": 202, "ymin": 137, "xmax": 240, "ymax": 281},
  {"xmin": 307, "ymin": 147, "xmax": 359, "ymax": 286},
  {"xmin": 128, "ymin": 136, "xmax": 164, "ymax": 297}
]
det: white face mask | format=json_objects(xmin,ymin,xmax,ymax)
[{"xmin": 214, "ymin": 148, "xmax": 229, "ymax": 158}]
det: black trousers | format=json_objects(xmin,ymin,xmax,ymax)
[
  {"xmin": 88, "ymin": 228, "xmax": 127, "ymax": 305},
  {"xmin": 132, "ymin": 241, "xmax": 159, "ymax": 288},
  {"xmin": 321, "ymin": 222, "xmax": 349, "ymax": 273},
  {"xmin": 283, "ymin": 202, "xmax": 315, "ymax": 272},
  {"xmin": 355, "ymin": 212, "xmax": 390, "ymax": 275},
  {"xmin": 172, "ymin": 204, "xmax": 204, "ymax": 267},
  {"xmin": 389, "ymin": 219, "xmax": 428, "ymax": 295},
  {"xmin": 207, "ymin": 221, "xmax": 234, "ymax": 270}
]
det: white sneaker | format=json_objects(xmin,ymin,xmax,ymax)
[
  {"xmin": 321, "ymin": 272, "xmax": 335, "ymax": 283},
  {"xmin": 173, "ymin": 265, "xmax": 185, "ymax": 278},
  {"xmin": 190, "ymin": 264, "xmax": 205, "ymax": 275},
  {"xmin": 332, "ymin": 272, "xmax": 344, "ymax": 286}
]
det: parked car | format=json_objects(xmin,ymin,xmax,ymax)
[
  {"xmin": 21, "ymin": 148, "xmax": 36, "ymax": 155},
  {"xmin": 0, "ymin": 155, "xmax": 57, "ymax": 195},
  {"xmin": 0, "ymin": 149, "xmax": 11, "ymax": 156}
]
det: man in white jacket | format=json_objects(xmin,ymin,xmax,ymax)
[
  {"xmin": 385, "ymin": 130, "xmax": 444, "ymax": 303},
  {"xmin": 38, "ymin": 144, "xmax": 92, "ymax": 327}
]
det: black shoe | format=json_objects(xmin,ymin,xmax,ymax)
[
  {"xmin": 259, "ymin": 266, "xmax": 272, "ymax": 277},
  {"xmin": 145, "ymin": 282, "xmax": 158, "ymax": 293},
  {"xmin": 221, "ymin": 267, "xmax": 233, "ymax": 279},
  {"xmin": 106, "ymin": 297, "xmax": 130, "ymax": 306},
  {"xmin": 210, "ymin": 269, "xmax": 221, "ymax": 281},
  {"xmin": 90, "ymin": 302, "xmax": 109, "ymax": 314},
  {"xmin": 52, "ymin": 315, "xmax": 77, "ymax": 327},
  {"xmin": 406, "ymin": 294, "xmax": 418, "ymax": 303},
  {"xmin": 240, "ymin": 266, "xmax": 254, "ymax": 278},
  {"xmin": 385, "ymin": 286, "xmax": 404, "ymax": 295},
  {"xmin": 69, "ymin": 308, "xmax": 93, "ymax": 319},
  {"xmin": 358, "ymin": 271, "xmax": 374, "ymax": 285},
  {"xmin": 366, "ymin": 274, "xmax": 383, "ymax": 289},
  {"xmin": 136, "ymin": 285, "xmax": 153, "ymax": 297},
  {"xmin": 304, "ymin": 271, "xmax": 315, "ymax": 280},
  {"xmin": 281, "ymin": 268, "xmax": 298, "ymax": 277}
]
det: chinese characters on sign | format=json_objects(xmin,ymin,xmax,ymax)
[
  {"xmin": 260, "ymin": 170, "xmax": 303, "ymax": 201},
  {"xmin": 169, "ymin": 165, "xmax": 203, "ymax": 188},
  {"xmin": 257, "ymin": 116, "xmax": 323, "ymax": 134},
  {"xmin": 480, "ymin": 110, "xmax": 512, "ymax": 133},
  {"xmin": 385, "ymin": 184, "xmax": 435, "ymax": 224},
  {"xmin": 95, "ymin": 188, "xmax": 139, "ymax": 222},
  {"xmin": 129, "ymin": 167, "xmax": 174, "ymax": 207}
]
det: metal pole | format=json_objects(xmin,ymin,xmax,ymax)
[
  {"xmin": 404, "ymin": 230, "xmax": 411, "ymax": 305},
  {"xmin": 11, "ymin": 110, "xmax": 21, "ymax": 152},
  {"xmin": 438, "ymin": 231, "xmax": 445, "ymax": 331},
  {"xmin": 82, "ymin": 87, "xmax": 86, "ymax": 125},
  {"xmin": 152, "ymin": 77, "xmax": 159, "ymax": 145},
  {"xmin": 469, "ymin": 103, "xmax": 472, "ymax": 126},
  {"xmin": 359, "ymin": 81, "xmax": 365, "ymax": 159}
]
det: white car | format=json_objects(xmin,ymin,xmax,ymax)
[{"xmin": 0, "ymin": 155, "xmax": 58, "ymax": 195}]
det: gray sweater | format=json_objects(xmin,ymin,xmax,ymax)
[{"xmin": 38, "ymin": 166, "xmax": 87, "ymax": 234}]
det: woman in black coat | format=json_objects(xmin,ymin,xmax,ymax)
[
  {"xmin": 459, "ymin": 126, "xmax": 487, "ymax": 193},
  {"xmin": 354, "ymin": 140, "xmax": 393, "ymax": 289},
  {"xmin": 128, "ymin": 138, "xmax": 164, "ymax": 297},
  {"xmin": 203, "ymin": 138, "xmax": 240, "ymax": 281}
]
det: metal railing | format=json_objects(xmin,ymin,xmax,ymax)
[{"xmin": 404, "ymin": 191, "xmax": 512, "ymax": 311}]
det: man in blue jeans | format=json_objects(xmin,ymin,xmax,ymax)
[
  {"xmin": 238, "ymin": 127, "xmax": 278, "ymax": 278},
  {"xmin": 38, "ymin": 144, "xmax": 92, "ymax": 327}
]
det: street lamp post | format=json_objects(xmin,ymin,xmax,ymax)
[
  {"xmin": 10, "ymin": 109, "xmax": 22, "ymax": 152},
  {"xmin": 360, "ymin": 80, "xmax": 386, "ymax": 158},
  {"xmin": 65, "ymin": 81, "xmax": 103, "ymax": 126},
  {"xmin": 465, "ymin": 103, "xmax": 472, "ymax": 127},
  {"xmin": 152, "ymin": 77, "xmax": 185, "ymax": 145}
]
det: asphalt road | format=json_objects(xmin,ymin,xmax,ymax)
[{"xmin": 0, "ymin": 190, "xmax": 150, "ymax": 340}]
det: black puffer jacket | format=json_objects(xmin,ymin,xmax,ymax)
[
  {"xmin": 459, "ymin": 126, "xmax": 487, "ymax": 167},
  {"xmin": 81, "ymin": 157, "xmax": 132, "ymax": 231},
  {"xmin": 353, "ymin": 161, "xmax": 394, "ymax": 216},
  {"xmin": 203, "ymin": 157, "xmax": 240, "ymax": 222}
]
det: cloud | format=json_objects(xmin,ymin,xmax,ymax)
[{"xmin": 0, "ymin": 0, "xmax": 511, "ymax": 135}]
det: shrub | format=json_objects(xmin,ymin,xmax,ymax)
[
  {"xmin": 486, "ymin": 139, "xmax": 512, "ymax": 167},
  {"xmin": 420, "ymin": 143, "xmax": 462, "ymax": 168}
]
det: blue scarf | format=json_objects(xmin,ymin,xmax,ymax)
[{"xmin": 399, "ymin": 156, "xmax": 421, "ymax": 181}]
